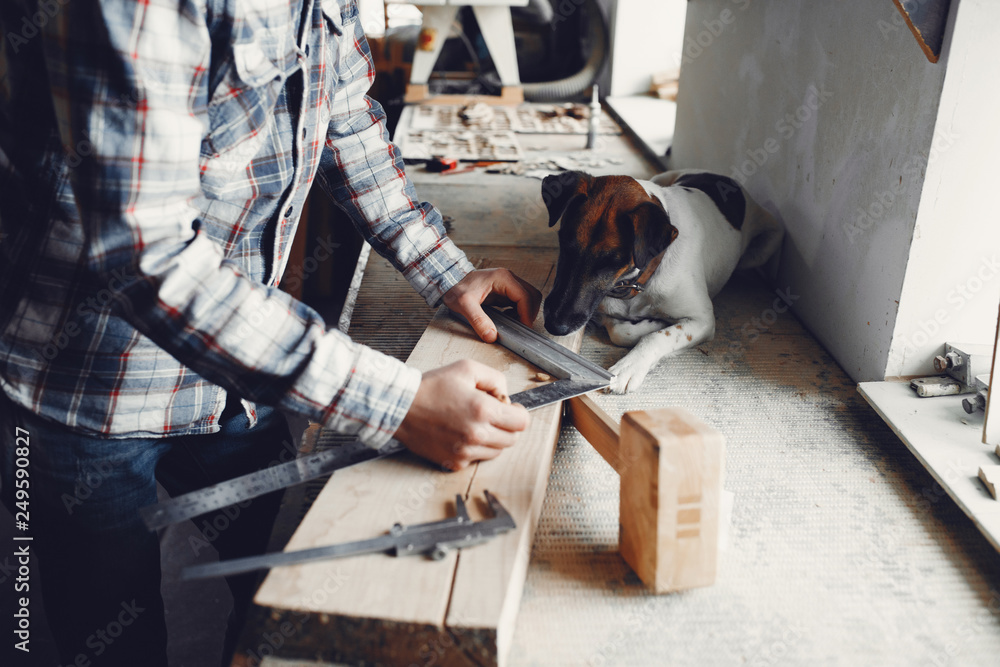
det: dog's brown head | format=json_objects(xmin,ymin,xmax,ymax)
[{"xmin": 541, "ymin": 171, "xmax": 677, "ymax": 336}]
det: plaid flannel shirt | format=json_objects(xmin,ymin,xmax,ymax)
[{"xmin": 0, "ymin": 0, "xmax": 474, "ymax": 445}]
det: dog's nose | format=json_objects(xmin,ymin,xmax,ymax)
[{"xmin": 544, "ymin": 320, "xmax": 574, "ymax": 337}]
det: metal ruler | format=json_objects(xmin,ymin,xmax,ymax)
[
  {"xmin": 140, "ymin": 307, "xmax": 611, "ymax": 532},
  {"xmin": 182, "ymin": 490, "xmax": 516, "ymax": 580}
]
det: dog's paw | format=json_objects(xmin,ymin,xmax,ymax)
[{"xmin": 608, "ymin": 357, "xmax": 650, "ymax": 394}]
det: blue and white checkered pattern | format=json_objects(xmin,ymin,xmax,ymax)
[{"xmin": 0, "ymin": 0, "xmax": 473, "ymax": 445}]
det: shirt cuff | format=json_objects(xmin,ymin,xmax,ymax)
[
  {"xmin": 403, "ymin": 238, "xmax": 476, "ymax": 308},
  {"xmin": 319, "ymin": 345, "xmax": 422, "ymax": 449}
]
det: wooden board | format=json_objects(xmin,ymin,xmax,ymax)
[
  {"xmin": 566, "ymin": 393, "xmax": 621, "ymax": 471},
  {"xmin": 983, "ymin": 300, "xmax": 999, "ymax": 447},
  {"xmin": 246, "ymin": 252, "xmax": 581, "ymax": 667},
  {"xmin": 858, "ymin": 380, "xmax": 1000, "ymax": 556}
]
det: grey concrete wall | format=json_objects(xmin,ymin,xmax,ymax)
[{"xmin": 671, "ymin": 0, "xmax": 949, "ymax": 381}]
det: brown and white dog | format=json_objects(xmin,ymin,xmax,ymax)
[{"xmin": 541, "ymin": 169, "xmax": 783, "ymax": 393}]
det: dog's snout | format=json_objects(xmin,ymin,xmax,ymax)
[
  {"xmin": 543, "ymin": 318, "xmax": 574, "ymax": 337},
  {"xmin": 543, "ymin": 295, "xmax": 589, "ymax": 337}
]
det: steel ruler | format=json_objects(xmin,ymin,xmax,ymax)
[{"xmin": 139, "ymin": 307, "xmax": 611, "ymax": 531}]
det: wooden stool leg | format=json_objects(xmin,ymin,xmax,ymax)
[
  {"xmin": 619, "ymin": 408, "xmax": 725, "ymax": 593},
  {"xmin": 409, "ymin": 5, "xmax": 461, "ymax": 85},
  {"xmin": 470, "ymin": 5, "xmax": 521, "ymax": 86}
]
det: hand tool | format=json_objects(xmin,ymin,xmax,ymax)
[
  {"xmin": 139, "ymin": 307, "xmax": 611, "ymax": 531},
  {"xmin": 182, "ymin": 490, "xmax": 516, "ymax": 580}
]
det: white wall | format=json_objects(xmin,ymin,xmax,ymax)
[
  {"xmin": 669, "ymin": 0, "xmax": 978, "ymax": 382},
  {"xmin": 607, "ymin": 0, "xmax": 688, "ymax": 97},
  {"xmin": 886, "ymin": 0, "xmax": 1000, "ymax": 378}
]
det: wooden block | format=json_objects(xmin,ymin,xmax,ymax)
[
  {"xmin": 248, "ymin": 252, "xmax": 581, "ymax": 667},
  {"xmin": 979, "ymin": 465, "xmax": 1000, "ymax": 500},
  {"xmin": 566, "ymin": 393, "xmax": 621, "ymax": 472},
  {"xmin": 618, "ymin": 408, "xmax": 725, "ymax": 593}
]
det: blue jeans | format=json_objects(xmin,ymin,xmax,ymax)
[{"xmin": 0, "ymin": 394, "xmax": 290, "ymax": 667}]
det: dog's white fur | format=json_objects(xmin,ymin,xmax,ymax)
[{"xmin": 599, "ymin": 169, "xmax": 783, "ymax": 393}]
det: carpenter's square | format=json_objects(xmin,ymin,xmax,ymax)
[{"xmin": 139, "ymin": 307, "xmax": 611, "ymax": 532}]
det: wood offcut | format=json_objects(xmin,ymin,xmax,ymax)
[{"xmin": 566, "ymin": 396, "xmax": 726, "ymax": 593}]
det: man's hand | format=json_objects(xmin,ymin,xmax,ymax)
[
  {"xmin": 442, "ymin": 268, "xmax": 542, "ymax": 343},
  {"xmin": 394, "ymin": 360, "xmax": 530, "ymax": 470}
]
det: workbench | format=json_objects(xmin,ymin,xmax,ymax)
[{"xmin": 236, "ymin": 106, "xmax": 1000, "ymax": 666}]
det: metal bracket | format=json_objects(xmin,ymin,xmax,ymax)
[{"xmin": 912, "ymin": 342, "xmax": 994, "ymax": 399}]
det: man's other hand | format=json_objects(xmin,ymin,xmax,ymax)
[
  {"xmin": 442, "ymin": 268, "xmax": 542, "ymax": 343},
  {"xmin": 394, "ymin": 360, "xmax": 530, "ymax": 470}
]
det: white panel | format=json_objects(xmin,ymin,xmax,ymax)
[
  {"xmin": 609, "ymin": 0, "xmax": 686, "ymax": 97},
  {"xmin": 886, "ymin": 0, "xmax": 1000, "ymax": 378},
  {"xmin": 671, "ymin": 1, "xmax": 950, "ymax": 382}
]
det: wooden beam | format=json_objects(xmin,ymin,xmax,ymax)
[
  {"xmin": 618, "ymin": 408, "xmax": 725, "ymax": 593},
  {"xmin": 566, "ymin": 393, "xmax": 621, "ymax": 471},
  {"xmin": 247, "ymin": 254, "xmax": 580, "ymax": 667}
]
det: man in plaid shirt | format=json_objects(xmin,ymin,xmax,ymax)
[{"xmin": 0, "ymin": 1, "xmax": 541, "ymax": 664}]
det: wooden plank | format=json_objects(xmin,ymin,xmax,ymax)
[
  {"xmin": 982, "ymin": 300, "xmax": 1000, "ymax": 446},
  {"xmin": 248, "ymin": 251, "xmax": 580, "ymax": 666},
  {"xmin": 618, "ymin": 409, "xmax": 724, "ymax": 593},
  {"xmin": 566, "ymin": 393, "xmax": 621, "ymax": 471},
  {"xmin": 858, "ymin": 381, "xmax": 1000, "ymax": 556}
]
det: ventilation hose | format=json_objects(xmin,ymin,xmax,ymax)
[{"xmin": 522, "ymin": 0, "xmax": 609, "ymax": 102}]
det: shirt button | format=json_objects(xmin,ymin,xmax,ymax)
[
  {"xmin": 302, "ymin": 127, "xmax": 307, "ymax": 139},
  {"xmin": 284, "ymin": 206, "xmax": 294, "ymax": 218},
  {"xmin": 304, "ymin": 44, "xmax": 310, "ymax": 57}
]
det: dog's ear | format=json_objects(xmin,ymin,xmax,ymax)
[
  {"xmin": 541, "ymin": 171, "xmax": 591, "ymax": 227},
  {"xmin": 631, "ymin": 200, "xmax": 677, "ymax": 268}
]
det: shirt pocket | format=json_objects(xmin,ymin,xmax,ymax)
[{"xmin": 201, "ymin": 28, "xmax": 300, "ymax": 163}]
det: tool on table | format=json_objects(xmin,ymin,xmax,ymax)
[
  {"xmin": 139, "ymin": 307, "xmax": 612, "ymax": 531},
  {"xmin": 441, "ymin": 160, "xmax": 504, "ymax": 176},
  {"xmin": 585, "ymin": 84, "xmax": 600, "ymax": 150},
  {"xmin": 425, "ymin": 156, "xmax": 459, "ymax": 172},
  {"xmin": 182, "ymin": 490, "xmax": 516, "ymax": 580}
]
